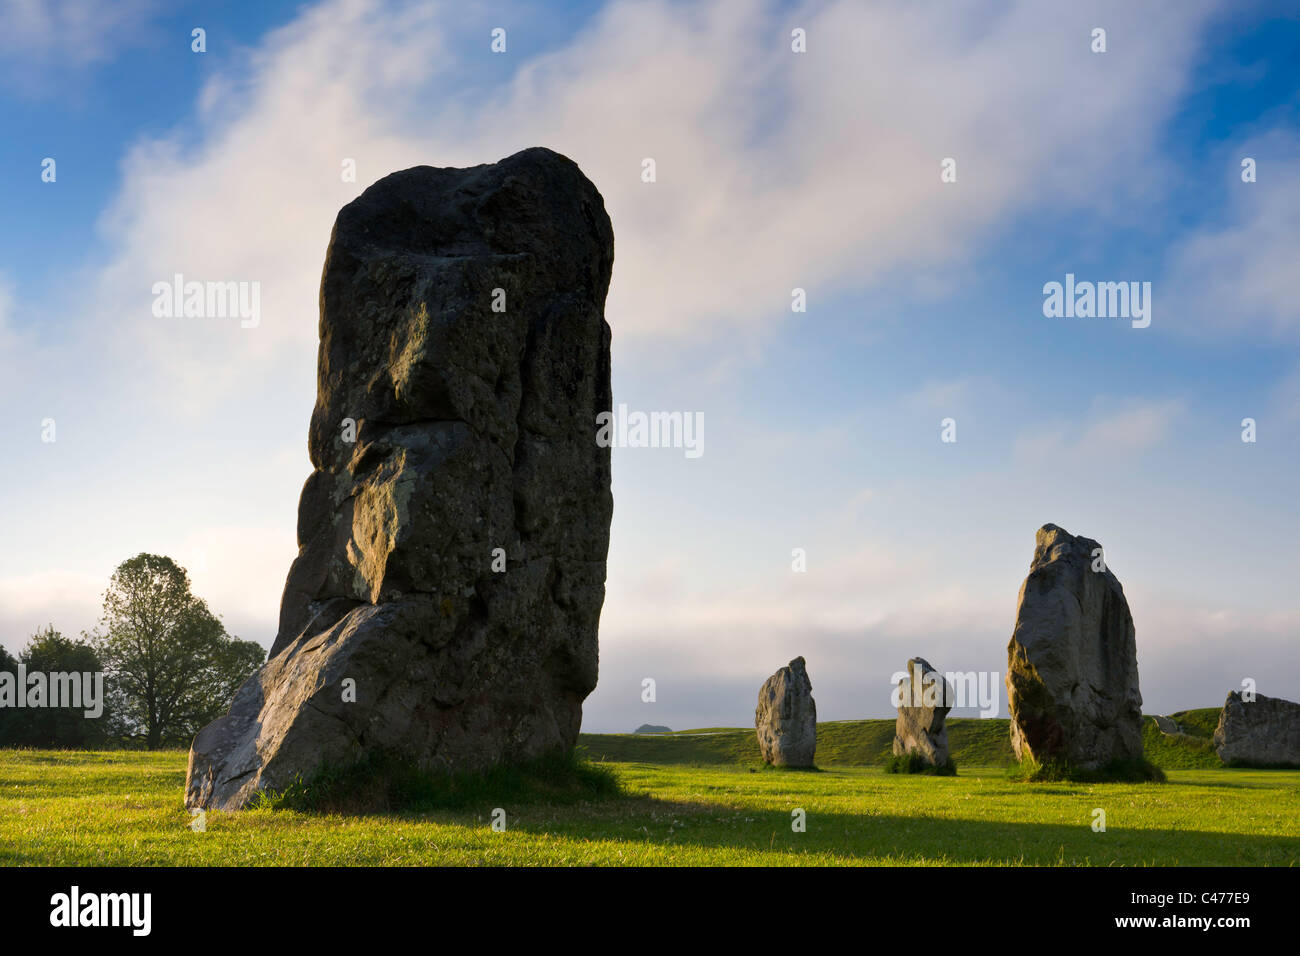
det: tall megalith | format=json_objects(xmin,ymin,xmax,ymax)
[
  {"xmin": 755, "ymin": 657, "xmax": 817, "ymax": 767},
  {"xmin": 186, "ymin": 148, "xmax": 615, "ymax": 810},
  {"xmin": 1006, "ymin": 523, "xmax": 1143, "ymax": 769},
  {"xmin": 892, "ymin": 657, "xmax": 954, "ymax": 767}
]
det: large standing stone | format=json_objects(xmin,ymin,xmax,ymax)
[
  {"xmin": 186, "ymin": 147, "xmax": 614, "ymax": 810},
  {"xmin": 755, "ymin": 657, "xmax": 817, "ymax": 767},
  {"xmin": 893, "ymin": 657, "xmax": 953, "ymax": 767},
  {"xmin": 1212, "ymin": 692, "xmax": 1300, "ymax": 766},
  {"xmin": 1005, "ymin": 523, "xmax": 1143, "ymax": 769}
]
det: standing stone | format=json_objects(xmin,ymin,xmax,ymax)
[
  {"xmin": 755, "ymin": 657, "xmax": 817, "ymax": 767},
  {"xmin": 1005, "ymin": 523, "xmax": 1143, "ymax": 769},
  {"xmin": 186, "ymin": 147, "xmax": 614, "ymax": 810},
  {"xmin": 1212, "ymin": 692, "xmax": 1300, "ymax": 766},
  {"xmin": 892, "ymin": 657, "xmax": 953, "ymax": 767}
]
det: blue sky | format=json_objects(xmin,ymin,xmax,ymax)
[{"xmin": 1, "ymin": 0, "xmax": 1298, "ymax": 732}]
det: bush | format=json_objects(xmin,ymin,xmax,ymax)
[
  {"xmin": 0, "ymin": 627, "xmax": 110, "ymax": 749},
  {"xmin": 884, "ymin": 752, "xmax": 957, "ymax": 776},
  {"xmin": 1011, "ymin": 754, "xmax": 1166, "ymax": 783}
]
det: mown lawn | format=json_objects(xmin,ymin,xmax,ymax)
[{"xmin": 1, "ymin": 748, "xmax": 1296, "ymax": 866}]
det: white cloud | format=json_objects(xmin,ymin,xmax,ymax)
[
  {"xmin": 1125, "ymin": 592, "xmax": 1300, "ymax": 714},
  {"xmin": 845, "ymin": 487, "xmax": 876, "ymax": 518},
  {"xmin": 1078, "ymin": 400, "xmax": 1183, "ymax": 448},
  {"xmin": 1163, "ymin": 128, "xmax": 1300, "ymax": 339},
  {"xmin": 1272, "ymin": 363, "xmax": 1300, "ymax": 423},
  {"xmin": 0, "ymin": 528, "xmax": 292, "ymax": 656},
  {"xmin": 0, "ymin": 0, "xmax": 158, "ymax": 85},
  {"xmin": 77, "ymin": 0, "xmax": 1221, "ymax": 414},
  {"xmin": 174, "ymin": 525, "xmax": 299, "ymax": 639},
  {"xmin": 600, "ymin": 538, "xmax": 999, "ymax": 673},
  {"xmin": 0, "ymin": 278, "xmax": 17, "ymax": 372},
  {"xmin": 1014, "ymin": 398, "xmax": 1184, "ymax": 461},
  {"xmin": 588, "ymin": 516, "xmax": 1300, "ymax": 729},
  {"xmin": 908, "ymin": 379, "xmax": 970, "ymax": 413},
  {"xmin": 0, "ymin": 571, "xmax": 104, "ymax": 656}
]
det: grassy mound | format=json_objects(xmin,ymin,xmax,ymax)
[
  {"xmin": 581, "ymin": 715, "xmax": 1224, "ymax": 770},
  {"xmin": 577, "ymin": 728, "xmax": 761, "ymax": 765},
  {"xmin": 1011, "ymin": 754, "xmax": 1166, "ymax": 783},
  {"xmin": 884, "ymin": 752, "xmax": 957, "ymax": 776},
  {"xmin": 1159, "ymin": 708, "xmax": 1299, "ymax": 768},
  {"xmin": 946, "ymin": 719, "xmax": 1016, "ymax": 766},
  {"xmin": 1141, "ymin": 716, "xmax": 1222, "ymax": 769},
  {"xmin": 1167, "ymin": 707, "xmax": 1222, "ymax": 738},
  {"xmin": 579, "ymin": 718, "xmax": 1014, "ymax": 767},
  {"xmin": 257, "ymin": 748, "xmax": 623, "ymax": 814}
]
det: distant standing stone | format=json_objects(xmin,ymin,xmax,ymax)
[
  {"xmin": 1212, "ymin": 692, "xmax": 1300, "ymax": 766},
  {"xmin": 1005, "ymin": 524, "xmax": 1144, "ymax": 769},
  {"xmin": 893, "ymin": 657, "xmax": 953, "ymax": 766},
  {"xmin": 755, "ymin": 656, "xmax": 817, "ymax": 767}
]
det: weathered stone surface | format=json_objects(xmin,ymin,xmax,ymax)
[
  {"xmin": 755, "ymin": 657, "xmax": 817, "ymax": 767},
  {"xmin": 186, "ymin": 147, "xmax": 614, "ymax": 810},
  {"xmin": 1151, "ymin": 714, "xmax": 1185, "ymax": 737},
  {"xmin": 892, "ymin": 657, "xmax": 953, "ymax": 766},
  {"xmin": 1005, "ymin": 523, "xmax": 1143, "ymax": 769},
  {"xmin": 1213, "ymin": 692, "xmax": 1300, "ymax": 766}
]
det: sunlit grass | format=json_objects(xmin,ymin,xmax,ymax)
[{"xmin": 1, "ymin": 749, "xmax": 1295, "ymax": 866}]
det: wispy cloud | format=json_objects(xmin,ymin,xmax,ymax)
[
  {"xmin": 1272, "ymin": 363, "xmax": 1300, "ymax": 423},
  {"xmin": 907, "ymin": 379, "xmax": 971, "ymax": 413},
  {"xmin": 76, "ymin": 0, "xmax": 1220, "ymax": 411},
  {"xmin": 1163, "ymin": 128, "xmax": 1300, "ymax": 339},
  {"xmin": 0, "ymin": 570, "xmax": 104, "ymax": 656},
  {"xmin": 0, "ymin": 0, "xmax": 160, "ymax": 89},
  {"xmin": 1014, "ymin": 398, "xmax": 1185, "ymax": 462}
]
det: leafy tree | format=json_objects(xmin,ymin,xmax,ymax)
[
  {"xmin": 92, "ymin": 554, "xmax": 265, "ymax": 749},
  {"xmin": 0, "ymin": 644, "xmax": 17, "ymax": 746},
  {"xmin": 10, "ymin": 626, "xmax": 108, "ymax": 748}
]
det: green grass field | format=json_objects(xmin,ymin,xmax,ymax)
[
  {"xmin": 576, "ymin": 713, "xmax": 1225, "ymax": 770},
  {"xmin": 2, "ymin": 715, "xmax": 1295, "ymax": 866}
]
